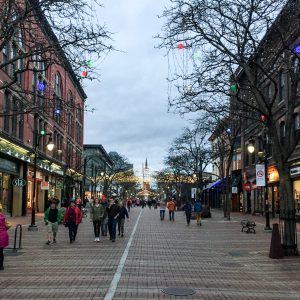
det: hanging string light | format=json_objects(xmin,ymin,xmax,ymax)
[{"xmin": 81, "ymin": 70, "xmax": 88, "ymax": 77}]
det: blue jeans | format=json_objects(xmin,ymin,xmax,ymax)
[
  {"xmin": 160, "ymin": 210, "xmax": 165, "ymax": 220},
  {"xmin": 169, "ymin": 211, "xmax": 174, "ymax": 221},
  {"xmin": 68, "ymin": 221, "xmax": 78, "ymax": 241},
  {"xmin": 108, "ymin": 217, "xmax": 117, "ymax": 240}
]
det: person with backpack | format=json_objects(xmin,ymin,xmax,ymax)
[
  {"xmin": 183, "ymin": 200, "xmax": 192, "ymax": 226},
  {"xmin": 63, "ymin": 200, "xmax": 82, "ymax": 243},
  {"xmin": 194, "ymin": 199, "xmax": 203, "ymax": 226},
  {"xmin": 167, "ymin": 198, "xmax": 176, "ymax": 221}
]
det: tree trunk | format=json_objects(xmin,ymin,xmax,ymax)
[{"xmin": 277, "ymin": 166, "xmax": 298, "ymax": 256}]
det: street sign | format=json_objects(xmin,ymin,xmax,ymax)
[
  {"xmin": 256, "ymin": 164, "xmax": 266, "ymax": 186},
  {"xmin": 242, "ymin": 183, "xmax": 251, "ymax": 191},
  {"xmin": 12, "ymin": 178, "xmax": 26, "ymax": 187},
  {"xmin": 191, "ymin": 188, "xmax": 197, "ymax": 198},
  {"xmin": 232, "ymin": 187, "xmax": 238, "ymax": 194},
  {"xmin": 41, "ymin": 181, "xmax": 49, "ymax": 190}
]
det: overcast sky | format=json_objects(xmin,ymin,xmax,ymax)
[{"xmin": 84, "ymin": 0, "xmax": 190, "ymax": 175}]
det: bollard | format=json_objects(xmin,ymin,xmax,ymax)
[
  {"xmin": 12, "ymin": 224, "xmax": 23, "ymax": 252},
  {"xmin": 269, "ymin": 223, "xmax": 284, "ymax": 259}
]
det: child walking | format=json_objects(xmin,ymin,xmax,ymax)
[{"xmin": 0, "ymin": 204, "xmax": 10, "ymax": 270}]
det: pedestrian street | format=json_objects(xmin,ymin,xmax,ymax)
[{"xmin": 1, "ymin": 208, "xmax": 300, "ymax": 300}]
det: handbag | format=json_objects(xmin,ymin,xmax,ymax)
[{"xmin": 5, "ymin": 220, "xmax": 12, "ymax": 230}]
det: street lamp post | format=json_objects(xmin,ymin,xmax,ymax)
[
  {"xmin": 247, "ymin": 136, "xmax": 271, "ymax": 231},
  {"xmin": 28, "ymin": 129, "xmax": 54, "ymax": 231}
]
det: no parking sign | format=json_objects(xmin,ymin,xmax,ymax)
[{"xmin": 256, "ymin": 164, "xmax": 266, "ymax": 186}]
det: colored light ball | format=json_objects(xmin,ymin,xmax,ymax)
[
  {"xmin": 37, "ymin": 82, "xmax": 45, "ymax": 91},
  {"xmin": 55, "ymin": 108, "xmax": 61, "ymax": 115},
  {"xmin": 260, "ymin": 115, "xmax": 267, "ymax": 122},
  {"xmin": 230, "ymin": 84, "xmax": 237, "ymax": 92},
  {"xmin": 226, "ymin": 128, "xmax": 231, "ymax": 133},
  {"xmin": 294, "ymin": 44, "xmax": 300, "ymax": 54},
  {"xmin": 177, "ymin": 43, "xmax": 184, "ymax": 49},
  {"xmin": 87, "ymin": 60, "xmax": 93, "ymax": 67},
  {"xmin": 81, "ymin": 71, "xmax": 88, "ymax": 77},
  {"xmin": 193, "ymin": 51, "xmax": 201, "ymax": 60}
]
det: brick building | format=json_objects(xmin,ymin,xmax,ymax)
[{"xmin": 0, "ymin": 9, "xmax": 86, "ymax": 216}]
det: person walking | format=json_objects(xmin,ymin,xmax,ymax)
[
  {"xmin": 118, "ymin": 202, "xmax": 129, "ymax": 237},
  {"xmin": 183, "ymin": 201, "xmax": 192, "ymax": 226},
  {"xmin": 107, "ymin": 199, "xmax": 120, "ymax": 242},
  {"xmin": 0, "ymin": 204, "xmax": 10, "ymax": 270},
  {"xmin": 63, "ymin": 200, "xmax": 81, "ymax": 243},
  {"xmin": 127, "ymin": 199, "xmax": 131, "ymax": 213},
  {"xmin": 159, "ymin": 200, "xmax": 166, "ymax": 221},
  {"xmin": 44, "ymin": 202, "xmax": 62, "ymax": 245},
  {"xmin": 194, "ymin": 199, "xmax": 203, "ymax": 226},
  {"xmin": 167, "ymin": 198, "xmax": 176, "ymax": 221},
  {"xmin": 101, "ymin": 196, "xmax": 108, "ymax": 236},
  {"xmin": 90, "ymin": 198, "xmax": 105, "ymax": 242}
]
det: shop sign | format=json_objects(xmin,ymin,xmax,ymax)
[
  {"xmin": 290, "ymin": 166, "xmax": 300, "ymax": 176},
  {"xmin": 256, "ymin": 164, "xmax": 266, "ymax": 186},
  {"xmin": 41, "ymin": 181, "xmax": 49, "ymax": 190},
  {"xmin": 12, "ymin": 178, "xmax": 26, "ymax": 187},
  {"xmin": 0, "ymin": 158, "xmax": 19, "ymax": 174},
  {"xmin": 232, "ymin": 187, "xmax": 238, "ymax": 194},
  {"xmin": 191, "ymin": 188, "xmax": 197, "ymax": 198}
]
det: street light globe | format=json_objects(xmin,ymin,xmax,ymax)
[
  {"xmin": 46, "ymin": 140, "xmax": 55, "ymax": 151},
  {"xmin": 247, "ymin": 144, "xmax": 255, "ymax": 154}
]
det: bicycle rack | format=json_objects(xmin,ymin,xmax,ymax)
[{"xmin": 7, "ymin": 224, "xmax": 23, "ymax": 252}]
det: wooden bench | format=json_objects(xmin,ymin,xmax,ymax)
[{"xmin": 241, "ymin": 220, "xmax": 256, "ymax": 233}]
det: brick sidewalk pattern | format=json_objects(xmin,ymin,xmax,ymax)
[{"xmin": 0, "ymin": 208, "xmax": 300, "ymax": 299}]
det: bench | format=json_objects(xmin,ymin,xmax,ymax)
[{"xmin": 241, "ymin": 220, "xmax": 256, "ymax": 233}]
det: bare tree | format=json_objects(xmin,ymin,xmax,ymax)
[
  {"xmin": 0, "ymin": 0, "xmax": 113, "ymax": 118},
  {"xmin": 159, "ymin": 0, "xmax": 299, "ymax": 255},
  {"xmin": 167, "ymin": 122, "xmax": 212, "ymax": 200}
]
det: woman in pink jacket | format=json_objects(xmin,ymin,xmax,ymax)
[{"xmin": 0, "ymin": 204, "xmax": 9, "ymax": 270}]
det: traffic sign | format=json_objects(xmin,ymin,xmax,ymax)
[
  {"xmin": 12, "ymin": 178, "xmax": 26, "ymax": 187},
  {"xmin": 256, "ymin": 164, "xmax": 266, "ymax": 186}
]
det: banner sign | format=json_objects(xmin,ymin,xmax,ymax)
[
  {"xmin": 41, "ymin": 181, "xmax": 50, "ymax": 190},
  {"xmin": 256, "ymin": 164, "xmax": 266, "ymax": 186}
]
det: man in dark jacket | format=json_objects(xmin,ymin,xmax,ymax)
[
  {"xmin": 183, "ymin": 201, "xmax": 192, "ymax": 226},
  {"xmin": 107, "ymin": 199, "xmax": 120, "ymax": 242},
  {"xmin": 118, "ymin": 202, "xmax": 129, "ymax": 237}
]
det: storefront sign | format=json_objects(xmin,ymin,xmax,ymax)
[
  {"xmin": 12, "ymin": 178, "xmax": 26, "ymax": 187},
  {"xmin": 232, "ymin": 187, "xmax": 238, "ymax": 194},
  {"xmin": 256, "ymin": 164, "xmax": 266, "ymax": 186},
  {"xmin": 191, "ymin": 188, "xmax": 197, "ymax": 198},
  {"xmin": 41, "ymin": 181, "xmax": 49, "ymax": 190},
  {"xmin": 290, "ymin": 166, "xmax": 300, "ymax": 177},
  {"xmin": 0, "ymin": 158, "xmax": 19, "ymax": 174}
]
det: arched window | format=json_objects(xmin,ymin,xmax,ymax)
[
  {"xmin": 67, "ymin": 91, "xmax": 73, "ymax": 109},
  {"xmin": 54, "ymin": 72, "xmax": 62, "ymax": 97},
  {"xmin": 280, "ymin": 121, "xmax": 286, "ymax": 144}
]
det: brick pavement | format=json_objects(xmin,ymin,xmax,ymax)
[{"xmin": 0, "ymin": 208, "xmax": 300, "ymax": 300}]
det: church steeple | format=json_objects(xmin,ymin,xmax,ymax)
[{"xmin": 145, "ymin": 158, "xmax": 148, "ymax": 169}]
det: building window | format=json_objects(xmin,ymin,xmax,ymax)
[
  {"xmin": 280, "ymin": 121, "xmax": 286, "ymax": 144},
  {"xmin": 11, "ymin": 98, "xmax": 17, "ymax": 137},
  {"xmin": 294, "ymin": 114, "xmax": 300, "ymax": 138},
  {"xmin": 278, "ymin": 71, "xmax": 286, "ymax": 102},
  {"xmin": 10, "ymin": 44, "xmax": 17, "ymax": 78},
  {"xmin": 3, "ymin": 92, "xmax": 10, "ymax": 132},
  {"xmin": 18, "ymin": 102, "xmax": 24, "ymax": 140},
  {"xmin": 2, "ymin": 44, "xmax": 9, "ymax": 73},
  {"xmin": 54, "ymin": 73, "xmax": 62, "ymax": 98}
]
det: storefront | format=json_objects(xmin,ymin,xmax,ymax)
[
  {"xmin": 267, "ymin": 166, "xmax": 280, "ymax": 218},
  {"xmin": 290, "ymin": 165, "xmax": 300, "ymax": 218},
  {"xmin": 0, "ymin": 157, "xmax": 20, "ymax": 215}
]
